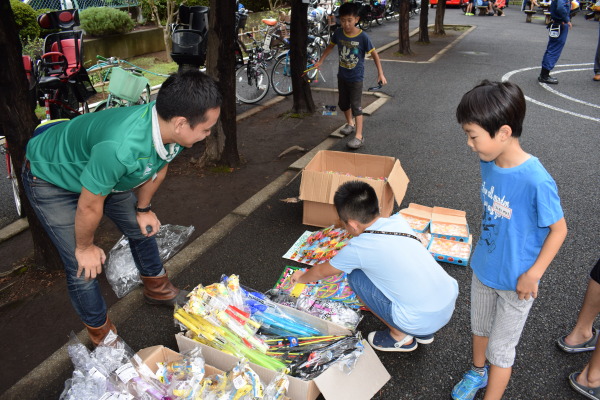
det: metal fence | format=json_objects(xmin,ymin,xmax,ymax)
[{"xmin": 26, "ymin": 0, "xmax": 139, "ymax": 11}]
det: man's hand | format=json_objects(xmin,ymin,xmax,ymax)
[
  {"xmin": 516, "ymin": 270, "xmax": 539, "ymax": 300},
  {"xmin": 290, "ymin": 270, "xmax": 307, "ymax": 285},
  {"xmin": 75, "ymin": 245, "xmax": 106, "ymax": 280},
  {"xmin": 136, "ymin": 210, "xmax": 161, "ymax": 237},
  {"xmin": 378, "ymin": 74, "xmax": 388, "ymax": 85}
]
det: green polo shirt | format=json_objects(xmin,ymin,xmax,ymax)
[{"xmin": 26, "ymin": 102, "xmax": 181, "ymax": 195}]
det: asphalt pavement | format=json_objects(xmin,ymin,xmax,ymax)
[{"xmin": 3, "ymin": 7, "xmax": 600, "ymax": 399}]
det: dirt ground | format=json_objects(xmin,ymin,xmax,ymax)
[{"xmin": 0, "ymin": 89, "xmax": 375, "ymax": 394}]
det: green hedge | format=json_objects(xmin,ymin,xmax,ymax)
[
  {"xmin": 80, "ymin": 7, "xmax": 135, "ymax": 37},
  {"xmin": 10, "ymin": 0, "xmax": 40, "ymax": 42}
]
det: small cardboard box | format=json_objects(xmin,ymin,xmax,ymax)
[
  {"xmin": 428, "ymin": 235, "xmax": 473, "ymax": 266},
  {"xmin": 398, "ymin": 203, "xmax": 433, "ymax": 233},
  {"xmin": 135, "ymin": 345, "xmax": 224, "ymax": 376},
  {"xmin": 299, "ymin": 150, "xmax": 410, "ymax": 228},
  {"xmin": 430, "ymin": 206, "xmax": 470, "ymax": 242},
  {"xmin": 176, "ymin": 304, "xmax": 390, "ymax": 400}
]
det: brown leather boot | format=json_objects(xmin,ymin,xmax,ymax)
[
  {"xmin": 140, "ymin": 273, "xmax": 189, "ymax": 307},
  {"xmin": 84, "ymin": 317, "xmax": 117, "ymax": 346}
]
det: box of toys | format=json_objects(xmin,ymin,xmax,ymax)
[
  {"xmin": 298, "ymin": 150, "xmax": 410, "ymax": 228},
  {"xmin": 430, "ymin": 206, "xmax": 470, "ymax": 242},
  {"xmin": 428, "ymin": 235, "xmax": 473, "ymax": 266},
  {"xmin": 398, "ymin": 203, "xmax": 433, "ymax": 233},
  {"xmin": 136, "ymin": 345, "xmax": 224, "ymax": 376}
]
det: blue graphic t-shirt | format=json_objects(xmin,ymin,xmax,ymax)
[
  {"xmin": 470, "ymin": 157, "xmax": 564, "ymax": 291},
  {"xmin": 331, "ymin": 28, "xmax": 374, "ymax": 82}
]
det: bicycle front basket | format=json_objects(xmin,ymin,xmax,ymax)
[{"xmin": 108, "ymin": 67, "xmax": 149, "ymax": 103}]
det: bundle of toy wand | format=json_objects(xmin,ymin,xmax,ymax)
[
  {"xmin": 174, "ymin": 308, "xmax": 287, "ymax": 372},
  {"xmin": 301, "ymin": 65, "xmax": 321, "ymax": 83}
]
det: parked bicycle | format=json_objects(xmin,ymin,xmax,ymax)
[
  {"xmin": 356, "ymin": 0, "xmax": 388, "ymax": 30},
  {"xmin": 270, "ymin": 37, "xmax": 322, "ymax": 96},
  {"xmin": 87, "ymin": 56, "xmax": 151, "ymax": 112},
  {"xmin": 258, "ymin": 16, "xmax": 290, "ymax": 61},
  {"xmin": 0, "ymin": 136, "xmax": 23, "ymax": 217},
  {"xmin": 235, "ymin": 33, "xmax": 271, "ymax": 104}
]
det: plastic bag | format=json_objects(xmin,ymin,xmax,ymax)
[{"xmin": 105, "ymin": 224, "xmax": 195, "ymax": 298}]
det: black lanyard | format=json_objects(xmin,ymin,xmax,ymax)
[{"xmin": 363, "ymin": 230, "xmax": 421, "ymax": 242}]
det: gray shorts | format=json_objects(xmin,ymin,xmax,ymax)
[
  {"xmin": 337, "ymin": 77, "xmax": 363, "ymax": 116},
  {"xmin": 471, "ymin": 273, "xmax": 534, "ymax": 368}
]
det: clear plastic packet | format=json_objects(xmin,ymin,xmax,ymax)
[
  {"xmin": 264, "ymin": 373, "xmax": 289, "ymax": 400},
  {"xmin": 105, "ymin": 224, "xmax": 195, "ymax": 298},
  {"xmin": 289, "ymin": 334, "xmax": 364, "ymax": 380},
  {"xmin": 223, "ymin": 359, "xmax": 265, "ymax": 400}
]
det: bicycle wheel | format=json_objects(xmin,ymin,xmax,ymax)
[
  {"xmin": 306, "ymin": 43, "xmax": 322, "ymax": 80},
  {"xmin": 271, "ymin": 55, "xmax": 293, "ymax": 96},
  {"xmin": 358, "ymin": 18, "xmax": 371, "ymax": 30},
  {"xmin": 8, "ymin": 157, "xmax": 23, "ymax": 217},
  {"xmin": 236, "ymin": 64, "xmax": 270, "ymax": 104},
  {"xmin": 93, "ymin": 98, "xmax": 123, "ymax": 112}
]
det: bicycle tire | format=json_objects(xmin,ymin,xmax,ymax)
[
  {"xmin": 306, "ymin": 44, "xmax": 321, "ymax": 80},
  {"xmin": 9, "ymin": 157, "xmax": 23, "ymax": 217},
  {"xmin": 93, "ymin": 98, "xmax": 123, "ymax": 112},
  {"xmin": 375, "ymin": 15, "xmax": 384, "ymax": 24},
  {"xmin": 271, "ymin": 55, "xmax": 293, "ymax": 96},
  {"xmin": 235, "ymin": 64, "xmax": 270, "ymax": 104},
  {"xmin": 358, "ymin": 18, "xmax": 371, "ymax": 30},
  {"xmin": 51, "ymin": 85, "xmax": 80, "ymax": 119}
]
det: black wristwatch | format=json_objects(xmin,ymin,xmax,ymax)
[{"xmin": 135, "ymin": 203, "xmax": 152, "ymax": 213}]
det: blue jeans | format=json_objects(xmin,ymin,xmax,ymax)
[
  {"xmin": 542, "ymin": 22, "xmax": 569, "ymax": 71},
  {"xmin": 22, "ymin": 165, "xmax": 164, "ymax": 327},
  {"xmin": 347, "ymin": 269, "xmax": 410, "ymax": 334}
]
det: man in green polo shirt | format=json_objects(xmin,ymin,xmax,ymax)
[{"xmin": 22, "ymin": 71, "xmax": 222, "ymax": 345}]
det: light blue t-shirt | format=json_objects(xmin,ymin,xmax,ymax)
[
  {"xmin": 331, "ymin": 28, "xmax": 374, "ymax": 83},
  {"xmin": 330, "ymin": 214, "xmax": 459, "ymax": 335},
  {"xmin": 471, "ymin": 157, "xmax": 564, "ymax": 291}
]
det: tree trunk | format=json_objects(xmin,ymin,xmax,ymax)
[
  {"xmin": 434, "ymin": 0, "xmax": 447, "ymax": 35},
  {"xmin": 398, "ymin": 0, "xmax": 413, "ymax": 54},
  {"xmin": 0, "ymin": 0, "xmax": 62, "ymax": 270},
  {"xmin": 149, "ymin": 0, "xmax": 176, "ymax": 62},
  {"xmin": 290, "ymin": 0, "xmax": 316, "ymax": 114},
  {"xmin": 203, "ymin": 0, "xmax": 239, "ymax": 167},
  {"xmin": 418, "ymin": 0, "xmax": 430, "ymax": 43}
]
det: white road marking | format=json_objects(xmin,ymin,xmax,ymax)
[{"xmin": 502, "ymin": 64, "xmax": 600, "ymax": 123}]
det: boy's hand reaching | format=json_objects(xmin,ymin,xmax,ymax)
[
  {"xmin": 290, "ymin": 270, "xmax": 306, "ymax": 285},
  {"xmin": 516, "ymin": 270, "xmax": 540, "ymax": 300},
  {"xmin": 378, "ymin": 74, "xmax": 387, "ymax": 85}
]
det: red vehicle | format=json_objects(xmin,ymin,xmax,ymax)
[{"xmin": 430, "ymin": 0, "xmax": 469, "ymax": 9}]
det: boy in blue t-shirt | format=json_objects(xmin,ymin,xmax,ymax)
[
  {"xmin": 291, "ymin": 181, "xmax": 459, "ymax": 353},
  {"xmin": 314, "ymin": 2, "xmax": 386, "ymax": 150},
  {"xmin": 451, "ymin": 80, "xmax": 567, "ymax": 400}
]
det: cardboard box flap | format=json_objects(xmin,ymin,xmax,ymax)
[
  {"xmin": 313, "ymin": 340, "xmax": 391, "ymax": 400},
  {"xmin": 400, "ymin": 203, "xmax": 433, "ymax": 220},
  {"xmin": 136, "ymin": 345, "xmax": 183, "ymax": 374},
  {"xmin": 432, "ymin": 206, "xmax": 467, "ymax": 225},
  {"xmin": 299, "ymin": 170, "xmax": 333, "ymax": 203},
  {"xmin": 387, "ymin": 160, "xmax": 410, "ymax": 204},
  {"xmin": 326, "ymin": 174, "xmax": 387, "ymax": 204}
]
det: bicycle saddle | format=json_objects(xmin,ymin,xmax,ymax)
[{"xmin": 261, "ymin": 18, "xmax": 278, "ymax": 25}]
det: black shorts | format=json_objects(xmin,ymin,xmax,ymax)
[
  {"xmin": 338, "ymin": 77, "xmax": 363, "ymax": 117},
  {"xmin": 590, "ymin": 258, "xmax": 600, "ymax": 284}
]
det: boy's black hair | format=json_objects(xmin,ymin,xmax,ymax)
[
  {"xmin": 156, "ymin": 70, "xmax": 222, "ymax": 128},
  {"xmin": 339, "ymin": 2, "xmax": 360, "ymax": 18},
  {"xmin": 334, "ymin": 181, "xmax": 380, "ymax": 224},
  {"xmin": 456, "ymin": 80, "xmax": 526, "ymax": 138}
]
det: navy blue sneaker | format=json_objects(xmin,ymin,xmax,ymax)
[
  {"xmin": 414, "ymin": 333, "xmax": 435, "ymax": 344},
  {"xmin": 367, "ymin": 330, "xmax": 418, "ymax": 352},
  {"xmin": 452, "ymin": 366, "xmax": 488, "ymax": 400}
]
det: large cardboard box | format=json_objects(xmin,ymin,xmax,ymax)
[
  {"xmin": 299, "ymin": 151, "xmax": 409, "ymax": 227},
  {"xmin": 176, "ymin": 304, "xmax": 390, "ymax": 400}
]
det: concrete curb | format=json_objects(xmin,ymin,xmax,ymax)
[{"xmin": 2, "ymin": 92, "xmax": 391, "ymax": 399}]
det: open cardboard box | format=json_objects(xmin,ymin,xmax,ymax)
[
  {"xmin": 430, "ymin": 206, "xmax": 470, "ymax": 242},
  {"xmin": 428, "ymin": 235, "xmax": 473, "ymax": 266},
  {"xmin": 176, "ymin": 304, "xmax": 390, "ymax": 400},
  {"xmin": 299, "ymin": 150, "xmax": 409, "ymax": 228},
  {"xmin": 398, "ymin": 203, "xmax": 433, "ymax": 233},
  {"xmin": 135, "ymin": 345, "xmax": 224, "ymax": 376}
]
